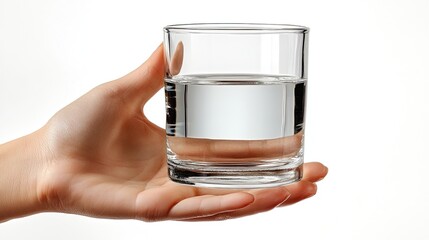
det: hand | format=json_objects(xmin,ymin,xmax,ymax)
[{"xmin": 0, "ymin": 45, "xmax": 328, "ymax": 222}]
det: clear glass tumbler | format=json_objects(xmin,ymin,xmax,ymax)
[{"xmin": 164, "ymin": 23, "xmax": 309, "ymax": 188}]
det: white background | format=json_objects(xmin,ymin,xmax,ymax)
[{"xmin": 1, "ymin": 0, "xmax": 428, "ymax": 239}]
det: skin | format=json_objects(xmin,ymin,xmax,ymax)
[{"xmin": 0, "ymin": 45, "xmax": 328, "ymax": 223}]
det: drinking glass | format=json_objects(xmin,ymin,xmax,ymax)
[{"xmin": 163, "ymin": 23, "xmax": 309, "ymax": 188}]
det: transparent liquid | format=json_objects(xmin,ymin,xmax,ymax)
[{"xmin": 165, "ymin": 75, "xmax": 306, "ymax": 188}]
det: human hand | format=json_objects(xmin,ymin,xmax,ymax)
[{"xmin": 0, "ymin": 45, "xmax": 328, "ymax": 222}]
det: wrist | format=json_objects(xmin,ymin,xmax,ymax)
[{"xmin": 0, "ymin": 129, "xmax": 49, "ymax": 222}]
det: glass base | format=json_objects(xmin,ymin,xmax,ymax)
[{"xmin": 168, "ymin": 157, "xmax": 303, "ymax": 189}]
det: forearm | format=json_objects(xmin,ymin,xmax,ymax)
[{"xmin": 0, "ymin": 132, "xmax": 46, "ymax": 222}]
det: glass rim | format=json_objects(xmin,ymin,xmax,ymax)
[{"xmin": 164, "ymin": 23, "xmax": 309, "ymax": 34}]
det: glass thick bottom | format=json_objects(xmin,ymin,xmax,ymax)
[{"xmin": 167, "ymin": 156, "xmax": 303, "ymax": 189}]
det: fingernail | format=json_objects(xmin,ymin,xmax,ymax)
[
  {"xmin": 324, "ymin": 165, "xmax": 329, "ymax": 173},
  {"xmin": 316, "ymin": 166, "xmax": 329, "ymax": 181},
  {"xmin": 308, "ymin": 183, "xmax": 318, "ymax": 197},
  {"xmin": 277, "ymin": 188, "xmax": 292, "ymax": 206}
]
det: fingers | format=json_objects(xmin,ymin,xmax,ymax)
[
  {"xmin": 183, "ymin": 162, "xmax": 327, "ymax": 221},
  {"xmin": 184, "ymin": 187, "xmax": 291, "ymax": 221},
  {"xmin": 302, "ymin": 162, "xmax": 328, "ymax": 182},
  {"xmin": 184, "ymin": 181, "xmax": 317, "ymax": 221},
  {"xmin": 133, "ymin": 162, "xmax": 327, "ymax": 221},
  {"xmin": 134, "ymin": 184, "xmax": 195, "ymax": 221},
  {"xmin": 273, "ymin": 162, "xmax": 327, "ymax": 207},
  {"xmin": 277, "ymin": 180, "xmax": 317, "ymax": 207},
  {"xmin": 135, "ymin": 184, "xmax": 255, "ymax": 221},
  {"xmin": 276, "ymin": 162, "xmax": 326, "ymax": 207},
  {"xmin": 112, "ymin": 44, "xmax": 165, "ymax": 108},
  {"xmin": 168, "ymin": 192, "xmax": 254, "ymax": 220}
]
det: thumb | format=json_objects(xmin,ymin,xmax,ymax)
[{"xmin": 119, "ymin": 44, "xmax": 165, "ymax": 106}]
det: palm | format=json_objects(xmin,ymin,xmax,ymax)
[
  {"xmin": 38, "ymin": 46, "xmax": 327, "ymax": 221},
  {"xmin": 42, "ymin": 83, "xmax": 175, "ymax": 218}
]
